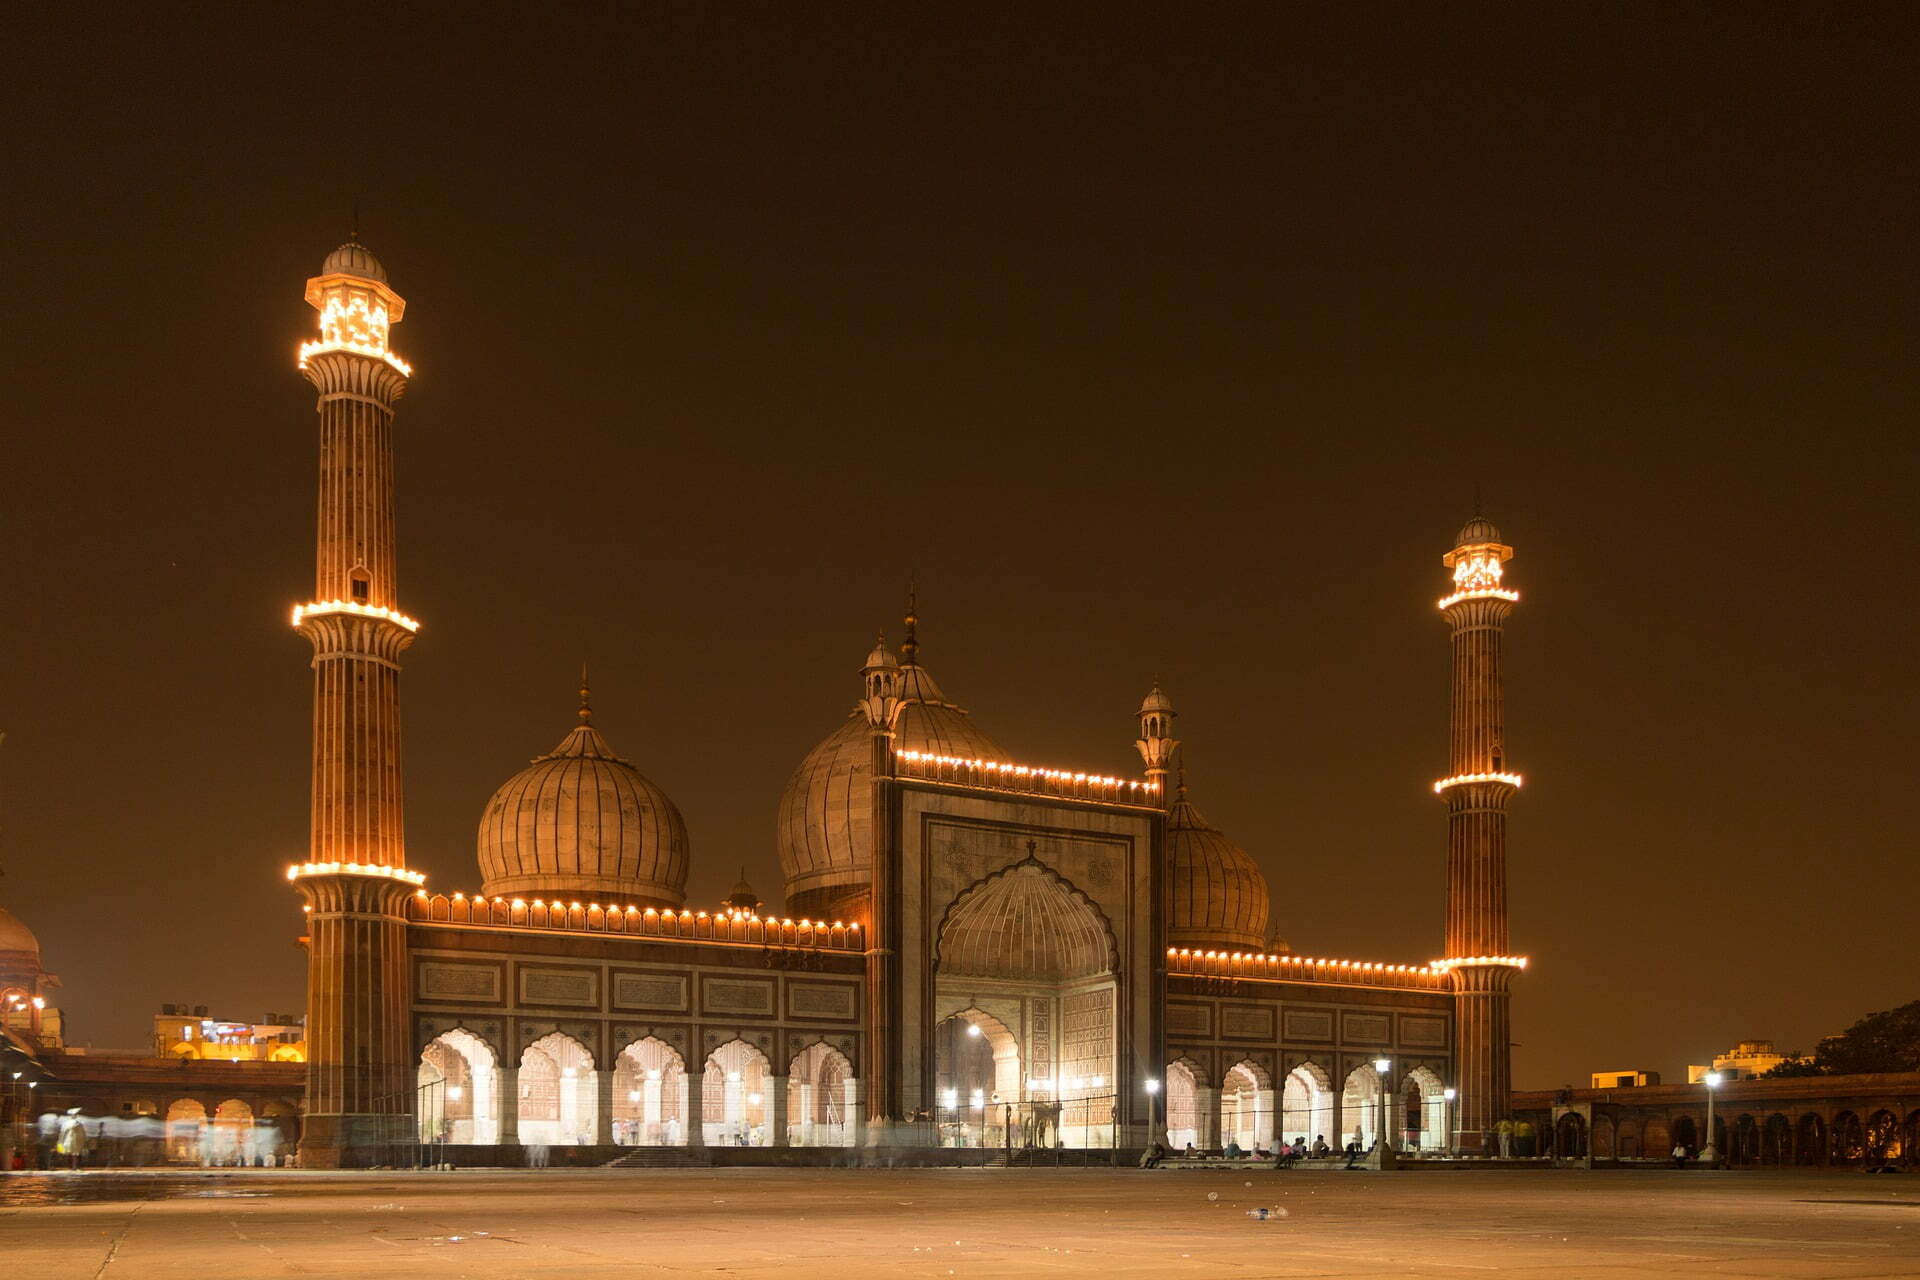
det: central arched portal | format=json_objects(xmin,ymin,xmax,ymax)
[{"xmin": 931, "ymin": 859, "xmax": 1118, "ymax": 1149}]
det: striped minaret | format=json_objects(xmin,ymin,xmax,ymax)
[
  {"xmin": 287, "ymin": 239, "xmax": 422, "ymax": 1167},
  {"xmin": 1435, "ymin": 514, "xmax": 1524, "ymax": 1154}
]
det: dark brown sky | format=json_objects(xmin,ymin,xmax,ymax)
[{"xmin": 5, "ymin": 6, "xmax": 1915, "ymax": 1087}]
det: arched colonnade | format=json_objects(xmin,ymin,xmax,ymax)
[{"xmin": 417, "ymin": 1029, "xmax": 861, "ymax": 1149}]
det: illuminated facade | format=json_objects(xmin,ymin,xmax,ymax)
[
  {"xmin": 284, "ymin": 242, "xmax": 1528, "ymax": 1167},
  {"xmin": 154, "ymin": 1007, "xmax": 307, "ymax": 1063}
]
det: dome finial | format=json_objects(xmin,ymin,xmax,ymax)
[
  {"xmin": 902, "ymin": 575, "xmax": 919, "ymax": 666},
  {"xmin": 578, "ymin": 660, "xmax": 592, "ymax": 725}
]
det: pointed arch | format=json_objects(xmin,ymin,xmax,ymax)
[
  {"xmin": 420, "ymin": 1027, "xmax": 499, "ymax": 1144},
  {"xmin": 704, "ymin": 1039, "xmax": 773, "ymax": 1147},
  {"xmin": 1281, "ymin": 1061, "xmax": 1335, "ymax": 1151},
  {"xmin": 519, "ymin": 1032, "xmax": 596, "ymax": 1146},
  {"xmin": 934, "ymin": 857, "xmax": 1117, "ymax": 981},
  {"xmin": 611, "ymin": 1036, "xmax": 687, "ymax": 1146},
  {"xmin": 1221, "ymin": 1059, "xmax": 1274, "ymax": 1151},
  {"xmin": 788, "ymin": 1041, "xmax": 856, "ymax": 1147}
]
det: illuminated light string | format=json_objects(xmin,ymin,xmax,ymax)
[
  {"xmin": 1166, "ymin": 946, "xmax": 1442, "ymax": 976},
  {"xmin": 286, "ymin": 861, "xmax": 427, "ymax": 886},
  {"xmin": 895, "ymin": 749, "xmax": 1157, "ymax": 793},
  {"xmin": 1432, "ymin": 771, "xmax": 1523, "ymax": 794},
  {"xmin": 291, "ymin": 600, "xmax": 421, "ymax": 632},
  {"xmin": 1436, "ymin": 587, "xmax": 1521, "ymax": 610},
  {"xmin": 430, "ymin": 892, "xmax": 858, "ymax": 932},
  {"xmin": 1429, "ymin": 955, "xmax": 1530, "ymax": 971}
]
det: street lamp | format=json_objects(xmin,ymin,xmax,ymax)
[
  {"xmin": 1144, "ymin": 1077, "xmax": 1161, "ymax": 1147},
  {"xmin": 1442, "ymin": 1087, "xmax": 1457, "ymax": 1156},
  {"xmin": 1373, "ymin": 1059, "xmax": 1393, "ymax": 1152},
  {"xmin": 1701, "ymin": 1071, "xmax": 1723, "ymax": 1167}
]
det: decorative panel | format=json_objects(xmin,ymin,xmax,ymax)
[
  {"xmin": 613, "ymin": 971, "xmax": 691, "ymax": 1013},
  {"xmin": 786, "ymin": 982, "xmax": 857, "ymax": 1020},
  {"xmin": 1399, "ymin": 1015, "xmax": 1448, "ymax": 1048},
  {"xmin": 1341, "ymin": 1012, "xmax": 1391, "ymax": 1045},
  {"xmin": 518, "ymin": 967, "xmax": 598, "ymax": 1008},
  {"xmin": 701, "ymin": 976, "xmax": 776, "ymax": 1017},
  {"xmin": 1166, "ymin": 1002, "xmax": 1211, "ymax": 1038},
  {"xmin": 1282, "ymin": 1009, "xmax": 1334, "ymax": 1042},
  {"xmin": 419, "ymin": 961, "xmax": 502, "ymax": 1003},
  {"xmin": 1220, "ymin": 1004, "xmax": 1275, "ymax": 1041}
]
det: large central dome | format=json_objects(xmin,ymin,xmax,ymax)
[
  {"xmin": 778, "ymin": 636, "xmax": 1006, "ymax": 915},
  {"xmin": 477, "ymin": 693, "xmax": 689, "ymax": 908},
  {"xmin": 1165, "ymin": 776, "xmax": 1274, "ymax": 953}
]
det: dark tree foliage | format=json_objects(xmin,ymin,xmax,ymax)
[{"xmin": 1761, "ymin": 1000, "xmax": 1920, "ymax": 1077}]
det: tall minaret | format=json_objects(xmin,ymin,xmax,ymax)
[
  {"xmin": 1435, "ymin": 513, "xmax": 1524, "ymax": 1154},
  {"xmin": 286, "ymin": 239, "xmax": 423, "ymax": 1167}
]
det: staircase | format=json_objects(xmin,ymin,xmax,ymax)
[{"xmin": 603, "ymin": 1147, "xmax": 714, "ymax": 1169}]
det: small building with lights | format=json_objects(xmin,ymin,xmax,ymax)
[{"xmin": 279, "ymin": 240, "xmax": 1534, "ymax": 1167}]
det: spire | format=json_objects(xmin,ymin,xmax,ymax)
[
  {"xmin": 578, "ymin": 661, "xmax": 592, "ymax": 725},
  {"xmin": 902, "ymin": 578, "xmax": 919, "ymax": 666}
]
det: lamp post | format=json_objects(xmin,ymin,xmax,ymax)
[
  {"xmin": 1366, "ymin": 1058, "xmax": 1398, "ymax": 1169},
  {"xmin": 1442, "ymin": 1087, "xmax": 1457, "ymax": 1157},
  {"xmin": 1144, "ymin": 1077, "xmax": 1160, "ymax": 1149},
  {"xmin": 1701, "ymin": 1071, "xmax": 1723, "ymax": 1167}
]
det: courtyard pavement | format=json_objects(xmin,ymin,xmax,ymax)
[{"xmin": 1, "ymin": 1166, "xmax": 1917, "ymax": 1277}]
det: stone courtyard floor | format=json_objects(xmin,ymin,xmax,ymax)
[{"xmin": 2, "ymin": 1166, "xmax": 1917, "ymax": 1278}]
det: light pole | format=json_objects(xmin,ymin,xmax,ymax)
[
  {"xmin": 1144, "ymin": 1077, "xmax": 1160, "ymax": 1150},
  {"xmin": 1442, "ymin": 1087, "xmax": 1457, "ymax": 1157},
  {"xmin": 1701, "ymin": 1071, "xmax": 1723, "ymax": 1167},
  {"xmin": 1367, "ymin": 1058, "xmax": 1398, "ymax": 1169}
]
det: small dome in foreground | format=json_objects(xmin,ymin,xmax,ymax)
[{"xmin": 322, "ymin": 240, "xmax": 388, "ymax": 283}]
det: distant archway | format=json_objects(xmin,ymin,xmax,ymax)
[
  {"xmin": 704, "ymin": 1040, "xmax": 772, "ymax": 1147},
  {"xmin": 1341, "ymin": 1064, "xmax": 1387, "ymax": 1149},
  {"xmin": 1554, "ymin": 1113, "xmax": 1587, "ymax": 1159},
  {"xmin": 1404, "ymin": 1067, "xmax": 1447, "ymax": 1152},
  {"xmin": 419, "ymin": 1028, "xmax": 499, "ymax": 1144},
  {"xmin": 1762, "ymin": 1113, "xmax": 1792, "ymax": 1165},
  {"xmin": 1165, "ymin": 1059, "xmax": 1201, "ymax": 1149},
  {"xmin": 1280, "ymin": 1063, "xmax": 1334, "ymax": 1150},
  {"xmin": 165, "ymin": 1099, "xmax": 206, "ymax": 1164},
  {"xmin": 1833, "ymin": 1111, "xmax": 1866, "ymax": 1164},
  {"xmin": 519, "ymin": 1032, "xmax": 596, "ymax": 1147},
  {"xmin": 788, "ymin": 1042, "xmax": 856, "ymax": 1147},
  {"xmin": 1671, "ymin": 1114, "xmax": 1698, "ymax": 1154},
  {"xmin": 1866, "ymin": 1110, "xmax": 1901, "ymax": 1163},
  {"xmin": 1221, "ymin": 1060, "xmax": 1273, "ymax": 1152},
  {"xmin": 612, "ymin": 1036, "xmax": 687, "ymax": 1147},
  {"xmin": 211, "ymin": 1099, "xmax": 254, "ymax": 1166},
  {"xmin": 1795, "ymin": 1112, "xmax": 1826, "ymax": 1165}
]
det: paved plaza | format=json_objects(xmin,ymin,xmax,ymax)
[{"xmin": 1, "ymin": 1167, "xmax": 1917, "ymax": 1277}]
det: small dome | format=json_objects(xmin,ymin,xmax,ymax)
[
  {"xmin": 1139, "ymin": 684, "xmax": 1174, "ymax": 715},
  {"xmin": 0, "ymin": 906, "xmax": 40, "ymax": 957},
  {"xmin": 321, "ymin": 240, "xmax": 388, "ymax": 283},
  {"xmin": 722, "ymin": 873, "xmax": 762, "ymax": 913},
  {"xmin": 477, "ymin": 717, "xmax": 689, "ymax": 907},
  {"xmin": 1456, "ymin": 515, "xmax": 1501, "ymax": 546},
  {"xmin": 864, "ymin": 639, "xmax": 899, "ymax": 671},
  {"xmin": 1165, "ymin": 786, "xmax": 1272, "ymax": 952},
  {"xmin": 779, "ymin": 656, "xmax": 1006, "ymax": 906}
]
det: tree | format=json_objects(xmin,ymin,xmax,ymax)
[{"xmin": 1761, "ymin": 1000, "xmax": 1920, "ymax": 1077}]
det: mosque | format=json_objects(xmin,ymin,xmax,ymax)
[{"xmin": 284, "ymin": 241, "xmax": 1528, "ymax": 1167}]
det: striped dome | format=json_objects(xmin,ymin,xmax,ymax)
[
  {"xmin": 778, "ymin": 661, "xmax": 1006, "ymax": 903},
  {"xmin": 477, "ymin": 718, "xmax": 688, "ymax": 908},
  {"xmin": 1165, "ymin": 786, "xmax": 1273, "ymax": 952},
  {"xmin": 321, "ymin": 240, "xmax": 388, "ymax": 282}
]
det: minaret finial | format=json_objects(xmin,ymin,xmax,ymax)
[
  {"xmin": 1176, "ymin": 757, "xmax": 1188, "ymax": 801},
  {"xmin": 578, "ymin": 661, "xmax": 592, "ymax": 724},
  {"xmin": 902, "ymin": 575, "xmax": 919, "ymax": 666},
  {"xmin": 1472, "ymin": 483, "xmax": 1483, "ymax": 519},
  {"xmin": 350, "ymin": 197, "xmax": 361, "ymax": 244}
]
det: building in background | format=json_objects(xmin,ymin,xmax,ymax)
[
  {"xmin": 1, "ymin": 905, "xmax": 64, "ymax": 1050},
  {"xmin": 153, "ymin": 1007, "xmax": 306, "ymax": 1062},
  {"xmin": 1591, "ymin": 1069, "xmax": 1661, "ymax": 1089},
  {"xmin": 1688, "ymin": 1040, "xmax": 1805, "ymax": 1083}
]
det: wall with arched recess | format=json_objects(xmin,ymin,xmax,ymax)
[{"xmin": 894, "ymin": 779, "xmax": 1161, "ymax": 1135}]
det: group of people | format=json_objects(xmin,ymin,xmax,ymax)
[{"xmin": 1148, "ymin": 1134, "xmax": 1337, "ymax": 1166}]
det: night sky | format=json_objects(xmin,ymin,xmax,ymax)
[{"xmin": 7, "ymin": 7, "xmax": 1915, "ymax": 1089}]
